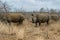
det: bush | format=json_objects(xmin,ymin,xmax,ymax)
[{"xmin": 50, "ymin": 15, "xmax": 59, "ymax": 21}]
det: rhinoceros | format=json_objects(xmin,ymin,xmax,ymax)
[
  {"xmin": 1, "ymin": 13, "xmax": 25, "ymax": 25},
  {"xmin": 31, "ymin": 14, "xmax": 50, "ymax": 27}
]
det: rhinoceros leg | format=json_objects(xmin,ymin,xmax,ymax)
[
  {"xmin": 39, "ymin": 22, "xmax": 41, "ymax": 26},
  {"xmin": 47, "ymin": 16, "xmax": 49, "ymax": 25},
  {"xmin": 18, "ymin": 20, "xmax": 23, "ymax": 25},
  {"xmin": 47, "ymin": 21, "xmax": 48, "ymax": 24},
  {"xmin": 46, "ymin": 19, "xmax": 49, "ymax": 25},
  {"xmin": 19, "ymin": 21, "xmax": 22, "ymax": 24},
  {"xmin": 7, "ymin": 20, "xmax": 11, "ymax": 25},
  {"xmin": 35, "ymin": 22, "xmax": 37, "ymax": 27},
  {"xmin": 32, "ymin": 19, "xmax": 34, "ymax": 23},
  {"xmin": 35, "ymin": 20, "xmax": 39, "ymax": 27}
]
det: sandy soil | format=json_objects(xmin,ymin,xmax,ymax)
[{"xmin": 0, "ymin": 19, "xmax": 60, "ymax": 40}]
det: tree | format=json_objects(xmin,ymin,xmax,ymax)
[
  {"xmin": 14, "ymin": 7, "xmax": 26, "ymax": 12},
  {"xmin": 0, "ymin": 1, "xmax": 11, "ymax": 13},
  {"xmin": 40, "ymin": 8, "xmax": 45, "ymax": 13},
  {"xmin": 49, "ymin": 9, "xmax": 57, "ymax": 14}
]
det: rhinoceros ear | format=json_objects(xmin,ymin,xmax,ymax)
[{"xmin": 31, "ymin": 14, "xmax": 34, "ymax": 16}]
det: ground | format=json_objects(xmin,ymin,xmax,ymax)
[{"xmin": 0, "ymin": 15, "xmax": 60, "ymax": 40}]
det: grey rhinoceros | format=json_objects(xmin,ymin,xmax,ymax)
[
  {"xmin": 31, "ymin": 14, "xmax": 50, "ymax": 27},
  {"xmin": 1, "ymin": 13, "xmax": 25, "ymax": 25}
]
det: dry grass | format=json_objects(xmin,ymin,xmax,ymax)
[{"xmin": 0, "ymin": 13, "xmax": 60, "ymax": 40}]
